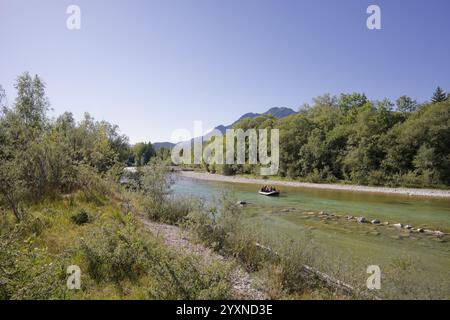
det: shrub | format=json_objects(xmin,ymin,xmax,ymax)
[
  {"xmin": 79, "ymin": 216, "xmax": 154, "ymax": 283},
  {"xmin": 184, "ymin": 193, "xmax": 241, "ymax": 253},
  {"xmin": 141, "ymin": 196, "xmax": 194, "ymax": 225},
  {"xmin": 0, "ymin": 226, "xmax": 67, "ymax": 299},
  {"xmin": 274, "ymin": 239, "xmax": 313, "ymax": 294},
  {"xmin": 71, "ymin": 210, "xmax": 89, "ymax": 225},
  {"xmin": 367, "ymin": 170, "xmax": 387, "ymax": 186},
  {"xmin": 148, "ymin": 253, "xmax": 232, "ymax": 300},
  {"xmin": 184, "ymin": 194, "xmax": 271, "ymax": 271},
  {"xmin": 221, "ymin": 164, "xmax": 236, "ymax": 176},
  {"xmin": 79, "ymin": 214, "xmax": 232, "ymax": 299}
]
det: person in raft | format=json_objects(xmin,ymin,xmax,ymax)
[{"xmin": 261, "ymin": 185, "xmax": 277, "ymax": 192}]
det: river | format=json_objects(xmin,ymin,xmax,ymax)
[{"xmin": 172, "ymin": 175, "xmax": 450, "ymax": 298}]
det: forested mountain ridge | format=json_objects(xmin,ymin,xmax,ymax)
[{"xmin": 218, "ymin": 106, "xmax": 297, "ymax": 133}]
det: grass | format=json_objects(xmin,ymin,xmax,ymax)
[{"xmin": 0, "ymin": 191, "xmax": 233, "ymax": 300}]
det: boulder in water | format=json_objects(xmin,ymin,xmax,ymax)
[
  {"xmin": 371, "ymin": 219, "xmax": 380, "ymax": 224},
  {"xmin": 357, "ymin": 216, "xmax": 367, "ymax": 223}
]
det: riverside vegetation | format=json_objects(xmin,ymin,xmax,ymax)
[
  {"xmin": 0, "ymin": 72, "xmax": 338, "ymax": 299},
  {"xmin": 1, "ymin": 73, "xmax": 449, "ymax": 299},
  {"xmin": 0, "ymin": 73, "xmax": 233, "ymax": 299},
  {"xmin": 198, "ymin": 90, "xmax": 450, "ymax": 189}
]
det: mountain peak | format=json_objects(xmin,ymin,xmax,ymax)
[
  {"xmin": 263, "ymin": 107, "xmax": 296, "ymax": 118},
  {"xmin": 157, "ymin": 107, "xmax": 297, "ymax": 147}
]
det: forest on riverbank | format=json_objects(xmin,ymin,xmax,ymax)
[{"xmin": 200, "ymin": 90, "xmax": 450, "ymax": 189}]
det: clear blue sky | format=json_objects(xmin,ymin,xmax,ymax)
[{"xmin": 1, "ymin": 0, "xmax": 449, "ymax": 143}]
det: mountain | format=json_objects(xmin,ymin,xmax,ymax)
[
  {"xmin": 218, "ymin": 107, "xmax": 297, "ymax": 133},
  {"xmin": 153, "ymin": 107, "xmax": 297, "ymax": 148},
  {"xmin": 153, "ymin": 142, "xmax": 175, "ymax": 150},
  {"xmin": 263, "ymin": 107, "xmax": 297, "ymax": 118}
]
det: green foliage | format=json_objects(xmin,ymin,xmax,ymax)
[
  {"xmin": 147, "ymin": 252, "xmax": 232, "ymax": 300},
  {"xmin": 0, "ymin": 73, "xmax": 129, "ymax": 220},
  {"xmin": 131, "ymin": 142, "xmax": 155, "ymax": 166},
  {"xmin": 396, "ymin": 95, "xmax": 418, "ymax": 113},
  {"xmin": 79, "ymin": 215, "xmax": 232, "ymax": 299},
  {"xmin": 80, "ymin": 217, "xmax": 155, "ymax": 283},
  {"xmin": 221, "ymin": 164, "xmax": 236, "ymax": 176},
  {"xmin": 184, "ymin": 193, "xmax": 242, "ymax": 252},
  {"xmin": 222, "ymin": 92, "xmax": 450, "ymax": 187},
  {"xmin": 155, "ymin": 147, "xmax": 171, "ymax": 161},
  {"xmin": 0, "ymin": 73, "xmax": 233, "ymax": 300},
  {"xmin": 0, "ymin": 225, "xmax": 67, "ymax": 299},
  {"xmin": 431, "ymin": 86, "xmax": 447, "ymax": 103},
  {"xmin": 71, "ymin": 210, "xmax": 90, "ymax": 225}
]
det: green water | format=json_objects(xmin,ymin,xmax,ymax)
[{"xmin": 173, "ymin": 176, "xmax": 450, "ymax": 298}]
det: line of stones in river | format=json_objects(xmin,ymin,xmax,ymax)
[
  {"xmin": 304, "ymin": 210, "xmax": 446, "ymax": 238},
  {"xmin": 236, "ymin": 201, "xmax": 447, "ymax": 239}
]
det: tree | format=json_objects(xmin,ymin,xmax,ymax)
[
  {"xmin": 339, "ymin": 92, "xmax": 368, "ymax": 111},
  {"xmin": 14, "ymin": 72, "xmax": 49, "ymax": 131},
  {"xmin": 0, "ymin": 73, "xmax": 129, "ymax": 220},
  {"xmin": 0, "ymin": 161, "xmax": 27, "ymax": 221},
  {"xmin": 396, "ymin": 95, "xmax": 418, "ymax": 113},
  {"xmin": 0, "ymin": 85, "xmax": 6, "ymax": 110},
  {"xmin": 132, "ymin": 142, "xmax": 155, "ymax": 166},
  {"xmin": 156, "ymin": 147, "xmax": 171, "ymax": 161},
  {"xmin": 431, "ymin": 86, "xmax": 447, "ymax": 103}
]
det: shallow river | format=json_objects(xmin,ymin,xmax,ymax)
[{"xmin": 172, "ymin": 176, "xmax": 450, "ymax": 298}]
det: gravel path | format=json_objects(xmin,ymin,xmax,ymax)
[
  {"xmin": 181, "ymin": 171, "xmax": 450, "ymax": 198},
  {"xmin": 140, "ymin": 218, "xmax": 267, "ymax": 300}
]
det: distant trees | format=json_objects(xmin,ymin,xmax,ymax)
[
  {"xmin": 155, "ymin": 147, "xmax": 171, "ymax": 161},
  {"xmin": 131, "ymin": 142, "xmax": 155, "ymax": 166}
]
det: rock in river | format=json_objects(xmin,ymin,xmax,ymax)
[
  {"xmin": 371, "ymin": 219, "xmax": 381, "ymax": 224},
  {"xmin": 357, "ymin": 216, "xmax": 367, "ymax": 223}
]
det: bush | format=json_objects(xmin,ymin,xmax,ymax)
[
  {"xmin": 148, "ymin": 253, "xmax": 232, "ymax": 300},
  {"xmin": 274, "ymin": 239, "xmax": 313, "ymax": 294},
  {"xmin": 71, "ymin": 210, "xmax": 89, "ymax": 225},
  {"xmin": 79, "ymin": 214, "xmax": 232, "ymax": 299},
  {"xmin": 79, "ymin": 216, "xmax": 154, "ymax": 283},
  {"xmin": 141, "ymin": 196, "xmax": 194, "ymax": 225},
  {"xmin": 221, "ymin": 164, "xmax": 236, "ymax": 176},
  {"xmin": 184, "ymin": 193, "xmax": 240, "ymax": 252},
  {"xmin": 0, "ymin": 226, "xmax": 67, "ymax": 299},
  {"xmin": 367, "ymin": 170, "xmax": 387, "ymax": 186},
  {"xmin": 184, "ymin": 194, "xmax": 272, "ymax": 271}
]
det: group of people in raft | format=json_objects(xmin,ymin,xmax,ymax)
[{"xmin": 260, "ymin": 185, "xmax": 278, "ymax": 193}]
